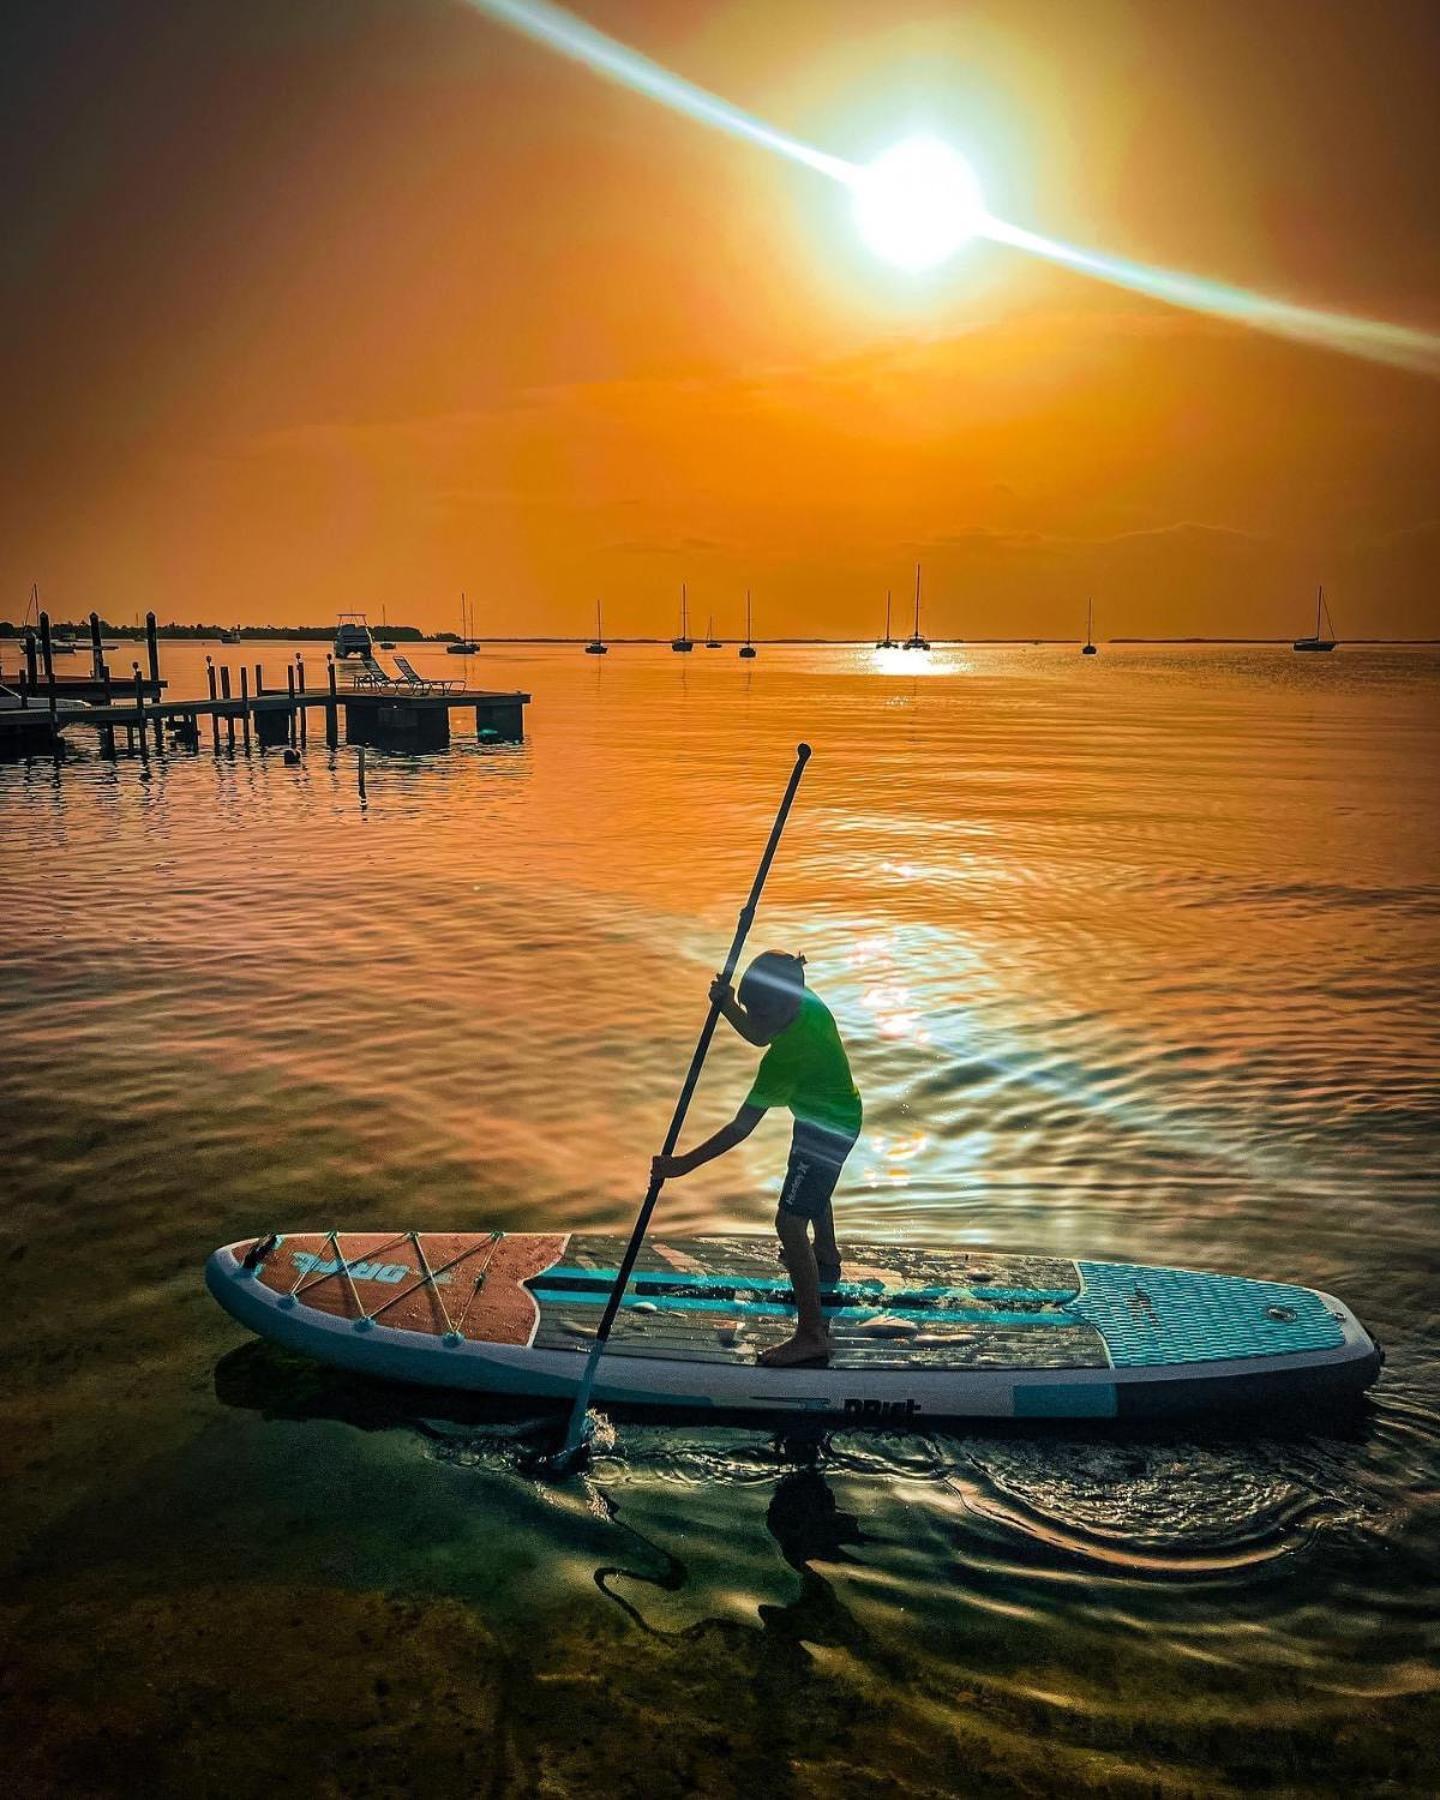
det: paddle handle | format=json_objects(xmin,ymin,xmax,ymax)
[{"xmin": 561, "ymin": 743, "xmax": 813, "ymax": 1453}]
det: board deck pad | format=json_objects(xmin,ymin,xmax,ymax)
[
  {"xmin": 529, "ymin": 1235, "xmax": 1110, "ymax": 1371},
  {"xmin": 237, "ymin": 1230, "xmax": 1325, "ymax": 1372}
]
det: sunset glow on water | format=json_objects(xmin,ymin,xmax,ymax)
[{"xmin": 3, "ymin": 642, "xmax": 1437, "ymax": 1790}]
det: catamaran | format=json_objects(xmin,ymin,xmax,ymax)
[
  {"xmin": 903, "ymin": 564, "xmax": 930, "ymax": 650},
  {"xmin": 448, "ymin": 592, "xmax": 480, "ymax": 655}
]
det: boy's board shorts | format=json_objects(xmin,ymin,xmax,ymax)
[{"xmin": 779, "ymin": 1119, "xmax": 861, "ymax": 1221}]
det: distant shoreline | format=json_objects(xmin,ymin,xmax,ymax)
[{"xmin": 1, "ymin": 625, "xmax": 1436, "ymax": 648}]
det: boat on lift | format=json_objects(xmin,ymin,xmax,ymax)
[
  {"xmin": 1293, "ymin": 586, "xmax": 1337, "ymax": 652},
  {"xmin": 585, "ymin": 601, "xmax": 609, "ymax": 655},
  {"xmin": 903, "ymin": 564, "xmax": 930, "ymax": 650},
  {"xmin": 1082, "ymin": 598, "xmax": 1098, "ymax": 655},
  {"xmin": 333, "ymin": 613, "xmax": 374, "ymax": 659},
  {"xmin": 671, "ymin": 584, "xmax": 694, "ymax": 652}
]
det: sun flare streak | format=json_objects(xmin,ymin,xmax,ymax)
[
  {"xmin": 465, "ymin": 0, "xmax": 1440, "ymax": 375},
  {"xmin": 466, "ymin": 0, "xmax": 854, "ymax": 182}
]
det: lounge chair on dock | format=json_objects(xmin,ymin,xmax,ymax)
[
  {"xmin": 394, "ymin": 656, "xmax": 462, "ymax": 694},
  {"xmin": 352, "ymin": 655, "xmax": 401, "ymax": 690}
]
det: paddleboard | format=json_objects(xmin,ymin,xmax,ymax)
[{"xmin": 206, "ymin": 1232, "xmax": 1381, "ymax": 1422}]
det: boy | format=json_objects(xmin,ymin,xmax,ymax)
[{"xmin": 651, "ymin": 951, "xmax": 862, "ymax": 1368}]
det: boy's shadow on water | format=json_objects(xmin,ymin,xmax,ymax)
[
  {"xmin": 214, "ymin": 1344, "xmax": 868, "ymax": 1647},
  {"xmin": 214, "ymin": 1341, "xmax": 1382, "ymax": 1644}
]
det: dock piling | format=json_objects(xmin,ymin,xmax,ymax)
[
  {"xmin": 23, "ymin": 629, "xmax": 38, "ymax": 690},
  {"xmin": 295, "ymin": 658, "xmax": 307, "ymax": 748},
  {"xmin": 88, "ymin": 612, "xmax": 104, "ymax": 681},
  {"xmin": 220, "ymin": 665, "xmax": 234, "ymax": 750},
  {"xmin": 100, "ymin": 664, "xmax": 116, "ymax": 759},
  {"xmin": 286, "ymin": 666, "xmax": 297, "ymax": 747},
  {"xmin": 133, "ymin": 663, "xmax": 149, "ymax": 764},
  {"xmin": 240, "ymin": 666, "xmax": 252, "ymax": 752},
  {"xmin": 206, "ymin": 657, "xmax": 220, "ymax": 752},
  {"xmin": 145, "ymin": 612, "xmax": 160, "ymax": 689},
  {"xmin": 326, "ymin": 656, "xmax": 338, "ymax": 749},
  {"xmin": 358, "ymin": 744, "xmax": 367, "ymax": 802},
  {"xmin": 39, "ymin": 611, "xmax": 54, "ymax": 688},
  {"xmin": 254, "ymin": 662, "xmax": 264, "ymax": 697}
]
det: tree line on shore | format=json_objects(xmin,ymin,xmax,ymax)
[{"xmin": 0, "ymin": 621, "xmax": 431, "ymax": 642}]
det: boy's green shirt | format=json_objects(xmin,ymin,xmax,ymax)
[{"xmin": 745, "ymin": 991, "xmax": 862, "ymax": 1136}]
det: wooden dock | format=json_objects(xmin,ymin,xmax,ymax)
[
  {"xmin": 2, "ymin": 613, "xmax": 528, "ymax": 760},
  {"xmin": 1, "ymin": 683, "xmax": 528, "ymax": 760}
]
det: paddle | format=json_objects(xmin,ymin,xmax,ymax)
[{"xmin": 551, "ymin": 742, "xmax": 813, "ymax": 1468}]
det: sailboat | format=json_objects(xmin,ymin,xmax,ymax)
[
  {"xmin": 671, "ymin": 584, "xmax": 694, "ymax": 652},
  {"xmin": 739, "ymin": 590, "xmax": 757, "ymax": 658},
  {"xmin": 876, "ymin": 590, "xmax": 896, "ymax": 649},
  {"xmin": 448, "ymin": 592, "xmax": 480, "ymax": 654},
  {"xmin": 1082, "ymin": 597, "xmax": 1098, "ymax": 655},
  {"xmin": 1293, "ymin": 586, "xmax": 1337, "ymax": 652},
  {"xmin": 705, "ymin": 614, "xmax": 721, "ymax": 648},
  {"xmin": 585, "ymin": 600, "xmax": 608, "ymax": 654},
  {"xmin": 378, "ymin": 604, "xmax": 396, "ymax": 651},
  {"xmin": 23, "ymin": 583, "xmax": 77, "ymax": 653},
  {"xmin": 902, "ymin": 564, "xmax": 930, "ymax": 650}
]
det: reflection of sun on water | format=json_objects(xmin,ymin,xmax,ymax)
[
  {"xmin": 863, "ymin": 1132, "xmax": 929, "ymax": 1189},
  {"xmin": 862, "ymin": 982, "xmax": 922, "ymax": 1041}
]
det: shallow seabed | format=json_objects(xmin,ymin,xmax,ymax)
[{"xmin": 2, "ymin": 642, "xmax": 1438, "ymax": 1795}]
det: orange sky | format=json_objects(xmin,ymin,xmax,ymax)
[{"xmin": 3, "ymin": 0, "xmax": 1437, "ymax": 638}]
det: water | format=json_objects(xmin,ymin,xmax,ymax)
[{"xmin": 3, "ymin": 641, "xmax": 1438, "ymax": 1794}]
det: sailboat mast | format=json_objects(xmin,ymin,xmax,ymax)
[
  {"xmin": 746, "ymin": 589, "xmax": 752, "ymax": 643},
  {"xmin": 914, "ymin": 563, "xmax": 922, "ymax": 636},
  {"xmin": 885, "ymin": 591, "xmax": 891, "ymax": 639},
  {"xmin": 1316, "ymin": 585, "xmax": 1323, "ymax": 640},
  {"xmin": 681, "ymin": 582, "xmax": 688, "ymax": 639}
]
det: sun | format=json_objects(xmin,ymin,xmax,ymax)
[{"xmin": 851, "ymin": 137, "xmax": 987, "ymax": 272}]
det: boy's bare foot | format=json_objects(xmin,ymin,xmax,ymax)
[{"xmin": 758, "ymin": 1331, "xmax": 831, "ymax": 1368}]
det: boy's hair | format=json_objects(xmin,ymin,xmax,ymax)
[{"xmin": 738, "ymin": 950, "xmax": 807, "ymax": 1030}]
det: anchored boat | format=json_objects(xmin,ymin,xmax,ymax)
[
  {"xmin": 1293, "ymin": 586, "xmax": 1338, "ymax": 652},
  {"xmin": 207, "ymin": 1230, "xmax": 1382, "ymax": 1423},
  {"xmin": 333, "ymin": 613, "xmax": 373, "ymax": 660},
  {"xmin": 672, "ymin": 584, "xmax": 694, "ymax": 652},
  {"xmin": 585, "ymin": 600, "xmax": 609, "ymax": 654},
  {"xmin": 739, "ymin": 589, "xmax": 757, "ymax": 658},
  {"xmin": 448, "ymin": 592, "xmax": 480, "ymax": 655},
  {"xmin": 903, "ymin": 564, "xmax": 930, "ymax": 650}
]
